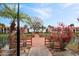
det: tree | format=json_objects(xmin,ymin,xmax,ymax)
[
  {"xmin": 0, "ymin": 23, "xmax": 5, "ymax": 28},
  {"xmin": 40, "ymin": 25, "xmax": 46, "ymax": 32},
  {"xmin": 70, "ymin": 24, "xmax": 74, "ymax": 26},
  {"xmin": 0, "ymin": 4, "xmax": 32, "ymax": 33},
  {"xmin": 69, "ymin": 24, "xmax": 75, "ymax": 33},
  {"xmin": 24, "ymin": 24, "xmax": 27, "ymax": 30},
  {"xmin": 0, "ymin": 23, "xmax": 5, "ymax": 33},
  {"xmin": 30, "ymin": 17, "xmax": 43, "ymax": 32}
]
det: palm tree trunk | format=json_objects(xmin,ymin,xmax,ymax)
[
  {"xmin": 9, "ymin": 20, "xmax": 16, "ymax": 50},
  {"xmin": 10, "ymin": 20, "xmax": 16, "ymax": 33}
]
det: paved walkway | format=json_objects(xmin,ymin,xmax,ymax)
[
  {"xmin": 28, "ymin": 46, "xmax": 52, "ymax": 56},
  {"xmin": 28, "ymin": 34, "xmax": 52, "ymax": 56},
  {"xmin": 32, "ymin": 36, "xmax": 45, "ymax": 47}
]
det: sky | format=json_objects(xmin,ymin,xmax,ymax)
[{"xmin": 0, "ymin": 3, "xmax": 79, "ymax": 27}]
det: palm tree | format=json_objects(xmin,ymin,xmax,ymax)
[{"xmin": 0, "ymin": 4, "xmax": 32, "ymax": 33}]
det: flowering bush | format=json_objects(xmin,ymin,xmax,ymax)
[{"xmin": 49, "ymin": 25, "xmax": 74, "ymax": 50}]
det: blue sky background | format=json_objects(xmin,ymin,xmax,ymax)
[{"xmin": 0, "ymin": 3, "xmax": 79, "ymax": 27}]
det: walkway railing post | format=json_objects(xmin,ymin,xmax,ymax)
[{"xmin": 17, "ymin": 3, "xmax": 20, "ymax": 56}]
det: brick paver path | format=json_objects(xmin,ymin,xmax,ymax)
[
  {"xmin": 32, "ymin": 35, "xmax": 45, "ymax": 47},
  {"xmin": 28, "ymin": 34, "xmax": 52, "ymax": 56}
]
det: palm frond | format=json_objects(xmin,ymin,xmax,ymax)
[
  {"xmin": 19, "ymin": 13, "xmax": 32, "ymax": 24},
  {"xmin": 0, "ymin": 4, "xmax": 32, "ymax": 26}
]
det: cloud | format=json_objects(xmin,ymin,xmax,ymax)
[
  {"xmin": 76, "ymin": 11, "xmax": 79, "ymax": 14},
  {"xmin": 29, "ymin": 7, "xmax": 53, "ymax": 20},
  {"xmin": 60, "ymin": 3, "xmax": 74, "ymax": 9},
  {"xmin": 72, "ymin": 4, "xmax": 79, "ymax": 11}
]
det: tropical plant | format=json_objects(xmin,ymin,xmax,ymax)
[{"xmin": 0, "ymin": 4, "xmax": 32, "ymax": 33}]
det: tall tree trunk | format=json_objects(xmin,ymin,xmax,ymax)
[
  {"xmin": 1, "ymin": 28, "xmax": 3, "ymax": 33},
  {"xmin": 9, "ymin": 20, "xmax": 16, "ymax": 49},
  {"xmin": 10, "ymin": 20, "xmax": 16, "ymax": 33},
  {"xmin": 42, "ymin": 28, "xmax": 43, "ymax": 32},
  {"xmin": 34, "ymin": 29, "xmax": 35, "ymax": 32}
]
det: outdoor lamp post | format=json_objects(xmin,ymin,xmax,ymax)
[{"xmin": 17, "ymin": 3, "xmax": 20, "ymax": 56}]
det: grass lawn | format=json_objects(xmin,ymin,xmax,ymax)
[{"xmin": 0, "ymin": 33, "xmax": 8, "ymax": 40}]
